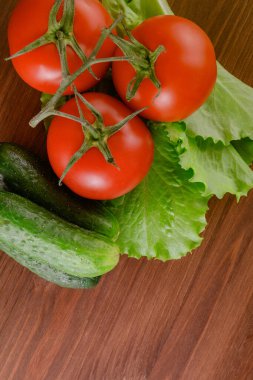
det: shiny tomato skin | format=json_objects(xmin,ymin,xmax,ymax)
[
  {"xmin": 47, "ymin": 93, "xmax": 154, "ymax": 200},
  {"xmin": 8, "ymin": 0, "xmax": 115, "ymax": 94},
  {"xmin": 112, "ymin": 15, "xmax": 217, "ymax": 122}
]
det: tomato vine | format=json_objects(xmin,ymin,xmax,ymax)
[{"xmin": 7, "ymin": 0, "xmax": 152, "ymax": 181}]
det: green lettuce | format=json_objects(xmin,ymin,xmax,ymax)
[
  {"xmin": 166, "ymin": 123, "xmax": 253, "ymax": 199},
  {"xmin": 186, "ymin": 64, "xmax": 253, "ymax": 144},
  {"xmin": 107, "ymin": 125, "xmax": 209, "ymax": 260}
]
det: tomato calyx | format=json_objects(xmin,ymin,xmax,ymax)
[
  {"xmin": 109, "ymin": 25, "xmax": 165, "ymax": 101},
  {"xmin": 6, "ymin": 0, "xmax": 97, "ymax": 79},
  {"xmin": 58, "ymin": 86, "xmax": 146, "ymax": 184}
]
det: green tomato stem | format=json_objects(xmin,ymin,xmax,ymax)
[
  {"xmin": 68, "ymin": 34, "xmax": 98, "ymax": 80},
  {"xmin": 51, "ymin": 110, "xmax": 98, "ymax": 140},
  {"xmin": 56, "ymin": 32, "xmax": 70, "ymax": 78},
  {"xmin": 59, "ymin": 141, "xmax": 92, "ymax": 185},
  {"xmin": 75, "ymin": 90, "xmax": 104, "ymax": 125},
  {"xmin": 73, "ymin": 86, "xmax": 100, "ymax": 140},
  {"xmin": 48, "ymin": 0, "xmax": 62, "ymax": 30},
  {"xmin": 98, "ymin": 139, "xmax": 118, "ymax": 167},
  {"xmin": 106, "ymin": 107, "xmax": 147, "ymax": 137},
  {"xmin": 5, "ymin": 34, "xmax": 53, "ymax": 61},
  {"xmin": 61, "ymin": 0, "xmax": 75, "ymax": 33},
  {"xmin": 29, "ymin": 55, "xmax": 130, "ymax": 128}
]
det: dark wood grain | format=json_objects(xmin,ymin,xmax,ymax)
[{"xmin": 0, "ymin": 1, "xmax": 253, "ymax": 379}]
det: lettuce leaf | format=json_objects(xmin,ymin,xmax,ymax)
[
  {"xmin": 102, "ymin": 0, "xmax": 173, "ymax": 34},
  {"xmin": 232, "ymin": 139, "xmax": 253, "ymax": 165},
  {"xmin": 103, "ymin": 0, "xmax": 253, "ymax": 145},
  {"xmin": 186, "ymin": 64, "xmax": 253, "ymax": 144},
  {"xmin": 166, "ymin": 123, "xmax": 253, "ymax": 199},
  {"xmin": 107, "ymin": 125, "xmax": 209, "ymax": 260}
]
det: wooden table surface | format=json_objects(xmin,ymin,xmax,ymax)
[{"xmin": 0, "ymin": 1, "xmax": 253, "ymax": 379}]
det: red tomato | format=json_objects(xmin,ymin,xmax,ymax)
[
  {"xmin": 8, "ymin": 0, "xmax": 115, "ymax": 94},
  {"xmin": 112, "ymin": 15, "xmax": 217, "ymax": 122},
  {"xmin": 47, "ymin": 93, "xmax": 154, "ymax": 200}
]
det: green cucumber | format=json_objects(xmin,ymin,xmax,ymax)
[
  {"xmin": 0, "ymin": 191, "xmax": 119, "ymax": 279},
  {"xmin": 2, "ymin": 250, "xmax": 100, "ymax": 289},
  {"xmin": 0, "ymin": 143, "xmax": 119, "ymax": 239}
]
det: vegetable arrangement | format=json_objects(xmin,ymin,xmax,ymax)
[{"xmin": 1, "ymin": 0, "xmax": 252, "ymax": 288}]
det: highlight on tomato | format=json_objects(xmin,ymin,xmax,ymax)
[
  {"xmin": 47, "ymin": 93, "xmax": 154, "ymax": 200},
  {"xmin": 112, "ymin": 15, "xmax": 217, "ymax": 122},
  {"xmin": 8, "ymin": 0, "xmax": 116, "ymax": 94}
]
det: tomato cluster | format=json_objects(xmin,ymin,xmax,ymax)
[{"xmin": 8, "ymin": 0, "xmax": 217, "ymax": 200}]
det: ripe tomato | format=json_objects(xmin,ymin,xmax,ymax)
[
  {"xmin": 8, "ymin": 0, "xmax": 115, "ymax": 94},
  {"xmin": 112, "ymin": 15, "xmax": 217, "ymax": 122},
  {"xmin": 47, "ymin": 93, "xmax": 154, "ymax": 200}
]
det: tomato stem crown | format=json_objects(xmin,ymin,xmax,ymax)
[
  {"xmin": 58, "ymin": 88, "xmax": 145, "ymax": 184},
  {"xmin": 6, "ymin": 0, "xmax": 96, "ymax": 79},
  {"xmin": 109, "ymin": 22, "xmax": 165, "ymax": 101}
]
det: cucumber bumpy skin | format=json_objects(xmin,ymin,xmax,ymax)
[
  {"xmin": 0, "ymin": 192, "xmax": 120, "ymax": 279},
  {"xmin": 0, "ymin": 143, "xmax": 119, "ymax": 240},
  {"xmin": 1, "ymin": 247, "xmax": 101, "ymax": 289}
]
